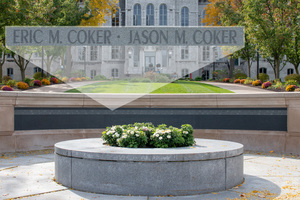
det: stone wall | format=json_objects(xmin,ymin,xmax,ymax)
[{"xmin": 0, "ymin": 91, "xmax": 300, "ymax": 154}]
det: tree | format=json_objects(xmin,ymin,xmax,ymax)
[
  {"xmin": 81, "ymin": 0, "xmax": 118, "ymax": 26},
  {"xmin": 202, "ymin": 0, "xmax": 222, "ymax": 26},
  {"xmin": 285, "ymin": 0, "xmax": 300, "ymax": 74},
  {"xmin": 244, "ymin": 0, "xmax": 292, "ymax": 79}
]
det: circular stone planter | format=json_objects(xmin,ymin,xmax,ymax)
[{"xmin": 55, "ymin": 138, "xmax": 244, "ymax": 196}]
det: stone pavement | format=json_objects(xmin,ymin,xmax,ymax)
[{"xmin": 1, "ymin": 150, "xmax": 300, "ymax": 200}]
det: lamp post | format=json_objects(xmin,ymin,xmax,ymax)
[{"xmin": 257, "ymin": 49, "xmax": 260, "ymax": 80}]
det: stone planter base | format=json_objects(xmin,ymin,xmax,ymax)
[{"xmin": 55, "ymin": 138, "xmax": 244, "ymax": 196}]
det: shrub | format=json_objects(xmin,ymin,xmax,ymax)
[
  {"xmin": 285, "ymin": 80, "xmax": 298, "ymax": 86},
  {"xmin": 234, "ymin": 79, "xmax": 241, "ymax": 84},
  {"xmin": 194, "ymin": 76, "xmax": 202, "ymax": 81},
  {"xmin": 285, "ymin": 74, "xmax": 300, "ymax": 84},
  {"xmin": 155, "ymin": 74, "xmax": 170, "ymax": 83},
  {"xmin": 286, "ymin": 85, "xmax": 298, "ymax": 92},
  {"xmin": 6, "ymin": 80, "xmax": 16, "ymax": 87},
  {"xmin": 1, "ymin": 85, "xmax": 13, "ymax": 91},
  {"xmin": 223, "ymin": 78, "xmax": 230, "ymax": 82},
  {"xmin": 272, "ymin": 81, "xmax": 284, "ymax": 90},
  {"xmin": 262, "ymin": 81, "xmax": 272, "ymax": 89},
  {"xmin": 117, "ymin": 128, "xmax": 148, "ymax": 148},
  {"xmin": 33, "ymin": 80, "xmax": 42, "ymax": 87},
  {"xmin": 101, "ymin": 123, "xmax": 195, "ymax": 148},
  {"xmin": 234, "ymin": 73, "xmax": 247, "ymax": 79},
  {"xmin": 33, "ymin": 72, "xmax": 42, "ymax": 80},
  {"xmin": 50, "ymin": 77, "xmax": 59, "ymax": 84},
  {"xmin": 69, "ymin": 77, "xmax": 77, "ymax": 82},
  {"xmin": 244, "ymin": 78, "xmax": 253, "ymax": 85},
  {"xmin": 62, "ymin": 77, "xmax": 69, "ymax": 83},
  {"xmin": 94, "ymin": 75, "xmax": 107, "ymax": 80},
  {"xmin": 258, "ymin": 73, "xmax": 269, "ymax": 83},
  {"xmin": 129, "ymin": 77, "xmax": 151, "ymax": 82},
  {"xmin": 16, "ymin": 82, "xmax": 29, "ymax": 90},
  {"xmin": 76, "ymin": 78, "xmax": 82, "ymax": 82},
  {"xmin": 252, "ymin": 80, "xmax": 262, "ymax": 86},
  {"xmin": 81, "ymin": 77, "xmax": 87, "ymax": 81},
  {"xmin": 295, "ymin": 88, "xmax": 300, "ymax": 92},
  {"xmin": 2, "ymin": 75, "xmax": 12, "ymax": 83},
  {"xmin": 41, "ymin": 79, "xmax": 50, "ymax": 85},
  {"xmin": 240, "ymin": 79, "xmax": 246, "ymax": 84},
  {"xmin": 24, "ymin": 78, "xmax": 33, "ymax": 85}
]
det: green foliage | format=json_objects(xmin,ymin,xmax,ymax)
[
  {"xmin": 101, "ymin": 123, "xmax": 195, "ymax": 148},
  {"xmin": 194, "ymin": 76, "xmax": 202, "ymax": 81},
  {"xmin": 258, "ymin": 73, "xmax": 269, "ymax": 83},
  {"xmin": 129, "ymin": 77, "xmax": 151, "ymax": 83},
  {"xmin": 33, "ymin": 72, "xmax": 42, "ymax": 80},
  {"xmin": 93, "ymin": 75, "xmax": 107, "ymax": 80},
  {"xmin": 285, "ymin": 80, "xmax": 298, "ymax": 86},
  {"xmin": 155, "ymin": 74, "xmax": 171, "ymax": 83},
  {"xmin": 24, "ymin": 78, "xmax": 33, "ymax": 85},
  {"xmin": 234, "ymin": 73, "xmax": 247, "ymax": 79},
  {"xmin": 6, "ymin": 79, "xmax": 16, "ymax": 87},
  {"xmin": 285, "ymin": 74, "xmax": 300, "ymax": 84},
  {"xmin": 2, "ymin": 75, "xmax": 11, "ymax": 83}
]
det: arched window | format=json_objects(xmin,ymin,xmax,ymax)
[
  {"xmin": 112, "ymin": 68, "xmax": 119, "ymax": 78},
  {"xmin": 146, "ymin": 4, "xmax": 154, "ymax": 26},
  {"xmin": 181, "ymin": 7, "xmax": 189, "ymax": 26},
  {"xmin": 90, "ymin": 70, "xmax": 96, "ymax": 79},
  {"xmin": 287, "ymin": 68, "xmax": 294, "ymax": 75},
  {"xmin": 133, "ymin": 4, "xmax": 141, "ymax": 26},
  {"xmin": 159, "ymin": 4, "xmax": 167, "ymax": 26},
  {"xmin": 259, "ymin": 67, "xmax": 267, "ymax": 74},
  {"xmin": 181, "ymin": 69, "xmax": 189, "ymax": 78},
  {"xmin": 112, "ymin": 8, "xmax": 120, "ymax": 26}
]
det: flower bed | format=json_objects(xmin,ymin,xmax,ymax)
[{"xmin": 102, "ymin": 123, "xmax": 195, "ymax": 148}]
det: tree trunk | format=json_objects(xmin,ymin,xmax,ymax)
[
  {"xmin": 275, "ymin": 59, "xmax": 280, "ymax": 79},
  {"xmin": 247, "ymin": 59, "xmax": 251, "ymax": 77},
  {"xmin": 20, "ymin": 68, "xmax": 25, "ymax": 81},
  {"xmin": 294, "ymin": 63, "xmax": 299, "ymax": 74},
  {"xmin": 0, "ymin": 52, "xmax": 5, "ymax": 83}
]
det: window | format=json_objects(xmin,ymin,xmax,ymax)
[
  {"xmin": 111, "ymin": 46, "xmax": 120, "ymax": 59},
  {"xmin": 259, "ymin": 67, "xmax": 267, "ymax": 74},
  {"xmin": 7, "ymin": 68, "xmax": 13, "ymax": 79},
  {"xmin": 90, "ymin": 46, "xmax": 98, "ymax": 61},
  {"xmin": 112, "ymin": 68, "xmax": 119, "ymax": 78},
  {"xmin": 181, "ymin": 69, "xmax": 189, "ymax": 77},
  {"xmin": 78, "ymin": 46, "xmax": 86, "ymax": 61},
  {"xmin": 213, "ymin": 47, "xmax": 218, "ymax": 61},
  {"xmin": 203, "ymin": 46, "xmax": 210, "ymax": 61},
  {"xmin": 234, "ymin": 58, "xmax": 239, "ymax": 66},
  {"xmin": 159, "ymin": 4, "xmax": 167, "ymax": 26},
  {"xmin": 146, "ymin": 4, "xmax": 154, "ymax": 26},
  {"xmin": 91, "ymin": 70, "xmax": 96, "ymax": 79},
  {"xmin": 34, "ymin": 67, "xmax": 41, "ymax": 74},
  {"xmin": 133, "ymin": 4, "xmax": 141, "ymax": 26},
  {"xmin": 112, "ymin": 8, "xmax": 120, "ymax": 26},
  {"xmin": 287, "ymin": 68, "xmax": 294, "ymax": 75},
  {"xmin": 181, "ymin": 47, "xmax": 189, "ymax": 59},
  {"xmin": 181, "ymin": 7, "xmax": 189, "ymax": 26}
]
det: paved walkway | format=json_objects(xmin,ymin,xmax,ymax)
[
  {"xmin": 200, "ymin": 81, "xmax": 276, "ymax": 93},
  {"xmin": 21, "ymin": 81, "xmax": 276, "ymax": 94},
  {"xmin": 0, "ymin": 150, "xmax": 299, "ymax": 200}
]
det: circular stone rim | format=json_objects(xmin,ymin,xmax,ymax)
[{"xmin": 55, "ymin": 138, "xmax": 244, "ymax": 162}]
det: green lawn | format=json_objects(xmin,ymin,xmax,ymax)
[{"xmin": 66, "ymin": 81, "xmax": 233, "ymax": 94}]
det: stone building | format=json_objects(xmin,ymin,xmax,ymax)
[{"xmin": 1, "ymin": 0, "xmax": 296, "ymax": 81}]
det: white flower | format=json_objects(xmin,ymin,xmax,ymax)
[
  {"xmin": 166, "ymin": 130, "xmax": 171, "ymax": 133},
  {"xmin": 183, "ymin": 131, "xmax": 188, "ymax": 135},
  {"xmin": 115, "ymin": 133, "xmax": 120, "ymax": 138},
  {"xmin": 156, "ymin": 134, "xmax": 160, "ymax": 137},
  {"xmin": 130, "ymin": 131, "xmax": 134, "ymax": 135},
  {"xmin": 111, "ymin": 126, "xmax": 116, "ymax": 131},
  {"xmin": 122, "ymin": 135, "xmax": 127, "ymax": 139},
  {"xmin": 159, "ymin": 137, "xmax": 163, "ymax": 140},
  {"xmin": 167, "ymin": 135, "xmax": 171, "ymax": 139},
  {"xmin": 135, "ymin": 134, "xmax": 139, "ymax": 137}
]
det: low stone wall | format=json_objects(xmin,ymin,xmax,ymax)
[{"xmin": 1, "ymin": 91, "xmax": 300, "ymax": 154}]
